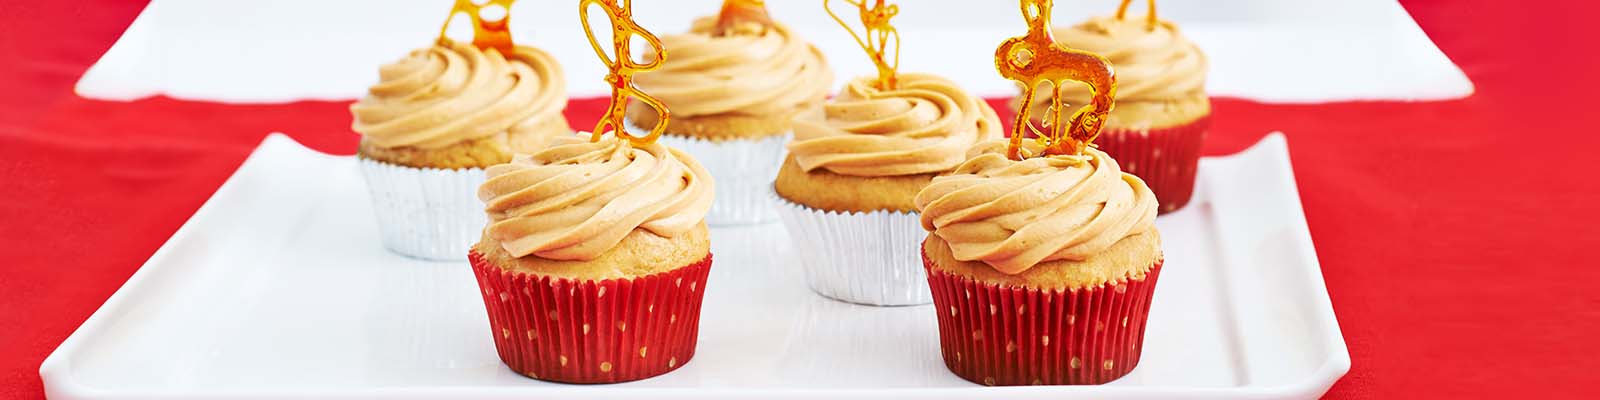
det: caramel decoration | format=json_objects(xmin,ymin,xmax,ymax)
[
  {"xmin": 995, "ymin": 0, "xmax": 1117, "ymax": 160},
  {"xmin": 824, "ymin": 0, "xmax": 900, "ymax": 90},
  {"xmin": 1115, "ymin": 0, "xmax": 1159, "ymax": 30},
  {"xmin": 580, "ymin": 0, "xmax": 670, "ymax": 145},
  {"xmin": 714, "ymin": 0, "xmax": 775, "ymax": 36},
  {"xmin": 439, "ymin": 0, "xmax": 517, "ymax": 54}
]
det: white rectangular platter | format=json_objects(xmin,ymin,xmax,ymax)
[
  {"xmin": 78, "ymin": 0, "xmax": 1470, "ymax": 103},
  {"xmin": 40, "ymin": 132, "xmax": 1348, "ymax": 399}
]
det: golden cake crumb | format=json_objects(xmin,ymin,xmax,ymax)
[
  {"xmin": 774, "ymin": 155, "xmax": 932, "ymax": 213},
  {"xmin": 1014, "ymin": 90, "xmax": 1210, "ymax": 131},
  {"xmin": 922, "ymin": 229, "xmax": 1162, "ymax": 291},
  {"xmin": 473, "ymin": 223, "xmax": 711, "ymax": 281},
  {"xmin": 357, "ymin": 117, "xmax": 570, "ymax": 170},
  {"xmin": 627, "ymin": 101, "xmax": 811, "ymax": 142}
]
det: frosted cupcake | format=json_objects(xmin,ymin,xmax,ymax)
[
  {"xmin": 468, "ymin": 1, "xmax": 715, "ymax": 383},
  {"xmin": 922, "ymin": 0, "xmax": 1166, "ymax": 384},
  {"xmin": 469, "ymin": 134, "xmax": 714, "ymax": 384},
  {"xmin": 351, "ymin": 5, "xmax": 569, "ymax": 260},
  {"xmin": 627, "ymin": 0, "xmax": 833, "ymax": 225},
  {"xmin": 1014, "ymin": 0, "xmax": 1209, "ymax": 213},
  {"xmin": 916, "ymin": 140, "xmax": 1162, "ymax": 386},
  {"xmin": 775, "ymin": 1, "xmax": 1000, "ymax": 306}
]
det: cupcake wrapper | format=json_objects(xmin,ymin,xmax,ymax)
[
  {"xmin": 1094, "ymin": 116, "xmax": 1210, "ymax": 214},
  {"xmin": 358, "ymin": 158, "xmax": 486, "ymax": 260},
  {"xmin": 925, "ymin": 250, "xmax": 1163, "ymax": 386},
  {"xmin": 776, "ymin": 198, "xmax": 930, "ymax": 306},
  {"xmin": 651, "ymin": 126, "xmax": 789, "ymax": 226},
  {"xmin": 469, "ymin": 251, "xmax": 713, "ymax": 384}
]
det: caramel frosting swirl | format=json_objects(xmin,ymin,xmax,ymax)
[
  {"xmin": 914, "ymin": 140, "xmax": 1157, "ymax": 274},
  {"xmin": 789, "ymin": 73, "xmax": 1002, "ymax": 177},
  {"xmin": 1034, "ymin": 16, "xmax": 1207, "ymax": 108},
  {"xmin": 352, "ymin": 39, "xmax": 567, "ymax": 149},
  {"xmin": 478, "ymin": 135, "xmax": 714, "ymax": 260},
  {"xmin": 632, "ymin": 17, "xmax": 832, "ymax": 118}
]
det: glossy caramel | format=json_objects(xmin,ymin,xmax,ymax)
[
  {"xmin": 995, "ymin": 0, "xmax": 1118, "ymax": 159},
  {"xmin": 1116, "ymin": 0, "xmax": 1159, "ymax": 30},
  {"xmin": 581, "ymin": 0, "xmax": 670, "ymax": 145},
  {"xmin": 715, "ymin": 0, "xmax": 775, "ymax": 36},
  {"xmin": 825, "ymin": 0, "xmax": 900, "ymax": 90},
  {"xmin": 439, "ymin": 0, "xmax": 517, "ymax": 54}
]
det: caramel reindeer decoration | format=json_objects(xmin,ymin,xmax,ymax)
[
  {"xmin": 715, "ymin": 0, "xmax": 775, "ymax": 36},
  {"xmin": 1115, "ymin": 0, "xmax": 1159, "ymax": 30},
  {"xmin": 440, "ymin": 0, "xmax": 517, "ymax": 54},
  {"xmin": 995, "ymin": 0, "xmax": 1117, "ymax": 160},
  {"xmin": 824, "ymin": 0, "xmax": 900, "ymax": 90},
  {"xmin": 580, "ymin": 0, "xmax": 670, "ymax": 144}
]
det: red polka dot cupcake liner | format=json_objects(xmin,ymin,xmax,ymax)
[
  {"xmin": 1094, "ymin": 116, "xmax": 1210, "ymax": 214},
  {"xmin": 924, "ymin": 251, "xmax": 1163, "ymax": 386},
  {"xmin": 469, "ymin": 251, "xmax": 713, "ymax": 384}
]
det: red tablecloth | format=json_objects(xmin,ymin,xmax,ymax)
[{"xmin": 3, "ymin": 1, "xmax": 1598, "ymax": 398}]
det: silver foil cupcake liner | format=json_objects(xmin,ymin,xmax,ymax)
[
  {"xmin": 357, "ymin": 157, "xmax": 486, "ymax": 260},
  {"xmin": 650, "ymin": 126, "xmax": 789, "ymax": 226},
  {"xmin": 775, "ymin": 197, "xmax": 931, "ymax": 306}
]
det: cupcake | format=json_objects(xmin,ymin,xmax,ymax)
[
  {"xmin": 1013, "ymin": 2, "xmax": 1209, "ymax": 213},
  {"xmin": 627, "ymin": 1, "xmax": 833, "ymax": 225},
  {"xmin": 915, "ymin": 140, "xmax": 1163, "ymax": 386},
  {"xmin": 776, "ymin": 71, "xmax": 1001, "ymax": 306},
  {"xmin": 468, "ymin": 135, "xmax": 715, "ymax": 383},
  {"xmin": 774, "ymin": 1, "xmax": 1001, "ymax": 306},
  {"xmin": 351, "ymin": 35, "xmax": 570, "ymax": 259}
]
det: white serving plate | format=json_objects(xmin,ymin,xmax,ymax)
[
  {"xmin": 40, "ymin": 133, "xmax": 1348, "ymax": 399},
  {"xmin": 77, "ymin": 0, "xmax": 1470, "ymax": 103}
]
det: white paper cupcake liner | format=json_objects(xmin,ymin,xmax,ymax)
[
  {"xmin": 775, "ymin": 197, "xmax": 931, "ymax": 306},
  {"xmin": 358, "ymin": 157, "xmax": 486, "ymax": 260},
  {"xmin": 649, "ymin": 125, "xmax": 789, "ymax": 226}
]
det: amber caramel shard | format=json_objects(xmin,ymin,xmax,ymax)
[
  {"xmin": 825, "ymin": 0, "xmax": 901, "ymax": 90},
  {"xmin": 1116, "ymin": 0, "xmax": 1159, "ymax": 30},
  {"xmin": 439, "ymin": 0, "xmax": 517, "ymax": 54},
  {"xmin": 715, "ymin": 0, "xmax": 776, "ymax": 36},
  {"xmin": 581, "ymin": 0, "xmax": 670, "ymax": 145},
  {"xmin": 995, "ymin": 0, "xmax": 1117, "ymax": 160}
]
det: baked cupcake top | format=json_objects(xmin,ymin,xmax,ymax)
[
  {"xmin": 351, "ymin": 39, "xmax": 567, "ymax": 150},
  {"xmin": 788, "ymin": 73, "xmax": 1002, "ymax": 177},
  {"xmin": 632, "ymin": 17, "xmax": 832, "ymax": 121},
  {"xmin": 477, "ymin": 135, "xmax": 714, "ymax": 262},
  {"xmin": 914, "ymin": 140, "xmax": 1157, "ymax": 274}
]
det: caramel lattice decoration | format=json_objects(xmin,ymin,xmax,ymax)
[
  {"xmin": 825, "ymin": 0, "xmax": 900, "ymax": 90},
  {"xmin": 995, "ymin": 0, "xmax": 1117, "ymax": 160},
  {"xmin": 715, "ymin": 0, "xmax": 775, "ymax": 36},
  {"xmin": 440, "ymin": 0, "xmax": 517, "ymax": 54},
  {"xmin": 580, "ymin": 0, "xmax": 670, "ymax": 145},
  {"xmin": 1116, "ymin": 0, "xmax": 1159, "ymax": 30}
]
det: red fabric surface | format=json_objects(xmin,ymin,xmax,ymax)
[{"xmin": 2, "ymin": 1, "xmax": 1598, "ymax": 398}]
